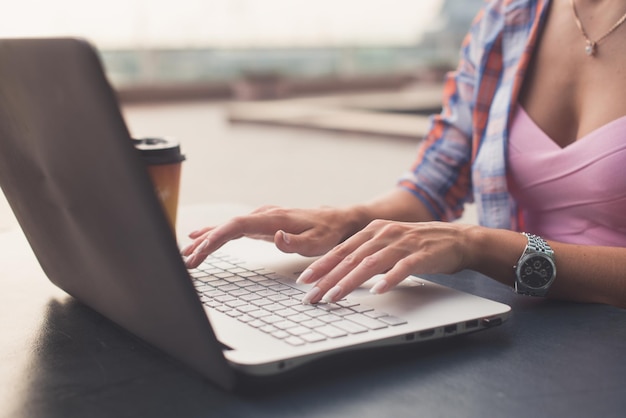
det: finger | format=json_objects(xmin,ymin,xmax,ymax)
[
  {"xmin": 313, "ymin": 238, "xmax": 418, "ymax": 303},
  {"xmin": 320, "ymin": 251, "xmax": 389, "ymax": 303},
  {"xmin": 369, "ymin": 257, "xmax": 416, "ymax": 295},
  {"xmin": 299, "ymin": 235, "xmax": 385, "ymax": 304},
  {"xmin": 184, "ymin": 214, "xmax": 292, "ymax": 268},
  {"xmin": 208, "ymin": 213, "xmax": 294, "ymax": 247},
  {"xmin": 296, "ymin": 240, "xmax": 357, "ymax": 286},
  {"xmin": 301, "ymin": 252, "xmax": 384, "ymax": 305},
  {"xmin": 183, "ymin": 238, "xmax": 213, "ymax": 268},
  {"xmin": 181, "ymin": 230, "xmax": 212, "ymax": 256},
  {"xmin": 188, "ymin": 226, "xmax": 213, "ymax": 239}
]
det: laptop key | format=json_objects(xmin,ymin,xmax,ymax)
[
  {"xmin": 300, "ymin": 318, "xmax": 325, "ymax": 329},
  {"xmin": 300, "ymin": 332, "xmax": 326, "ymax": 343},
  {"xmin": 287, "ymin": 326, "xmax": 311, "ymax": 336},
  {"xmin": 249, "ymin": 310, "xmax": 272, "ymax": 319},
  {"xmin": 268, "ymin": 294, "xmax": 289, "ymax": 302},
  {"xmin": 229, "ymin": 289, "xmax": 251, "ymax": 297},
  {"xmin": 293, "ymin": 304, "xmax": 316, "ymax": 312},
  {"xmin": 259, "ymin": 324, "xmax": 278, "ymax": 334},
  {"xmin": 269, "ymin": 284, "xmax": 292, "ymax": 292},
  {"xmin": 285, "ymin": 313, "xmax": 311, "ymax": 323},
  {"xmin": 316, "ymin": 325, "xmax": 348, "ymax": 338},
  {"xmin": 282, "ymin": 288, "xmax": 303, "ymax": 296},
  {"xmin": 237, "ymin": 314, "xmax": 254, "ymax": 323},
  {"xmin": 303, "ymin": 309, "xmax": 327, "ymax": 318},
  {"xmin": 248, "ymin": 319, "xmax": 266, "ymax": 328},
  {"xmin": 274, "ymin": 320, "xmax": 298, "ymax": 330},
  {"xmin": 264, "ymin": 303, "xmax": 286, "ymax": 312},
  {"xmin": 378, "ymin": 315, "xmax": 408, "ymax": 326},
  {"xmin": 219, "ymin": 284, "xmax": 240, "ymax": 292},
  {"xmin": 251, "ymin": 299, "xmax": 273, "ymax": 307},
  {"xmin": 237, "ymin": 304, "xmax": 259, "ymax": 313},
  {"xmin": 329, "ymin": 308, "xmax": 355, "ymax": 317},
  {"xmin": 225, "ymin": 300, "xmax": 248, "ymax": 308},
  {"xmin": 318, "ymin": 314, "xmax": 341, "ymax": 323},
  {"xmin": 364, "ymin": 310, "xmax": 388, "ymax": 319},
  {"xmin": 351, "ymin": 304, "xmax": 374, "ymax": 313},
  {"xmin": 271, "ymin": 330, "xmax": 290, "ymax": 339},
  {"xmin": 239, "ymin": 293, "xmax": 262, "ymax": 302},
  {"xmin": 215, "ymin": 295, "xmax": 236, "ymax": 303},
  {"xmin": 344, "ymin": 313, "xmax": 388, "ymax": 330},
  {"xmin": 284, "ymin": 336, "xmax": 305, "ymax": 346},
  {"xmin": 261, "ymin": 315, "xmax": 284, "ymax": 324},
  {"xmin": 275, "ymin": 308, "xmax": 298, "ymax": 317},
  {"xmin": 332, "ymin": 320, "xmax": 368, "ymax": 334},
  {"xmin": 336, "ymin": 300, "xmax": 359, "ymax": 308},
  {"xmin": 317, "ymin": 303, "xmax": 341, "ymax": 311},
  {"xmin": 257, "ymin": 289, "xmax": 279, "ymax": 298},
  {"xmin": 279, "ymin": 298, "xmax": 301, "ymax": 307}
]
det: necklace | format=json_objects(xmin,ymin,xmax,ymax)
[{"xmin": 570, "ymin": 0, "xmax": 626, "ymax": 56}]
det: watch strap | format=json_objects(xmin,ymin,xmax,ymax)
[{"xmin": 514, "ymin": 233, "xmax": 556, "ymax": 296}]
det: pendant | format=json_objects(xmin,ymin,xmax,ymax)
[{"xmin": 585, "ymin": 41, "xmax": 596, "ymax": 56}]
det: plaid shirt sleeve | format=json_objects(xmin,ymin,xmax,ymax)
[{"xmin": 398, "ymin": 0, "xmax": 549, "ymax": 227}]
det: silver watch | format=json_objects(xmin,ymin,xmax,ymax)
[{"xmin": 514, "ymin": 233, "xmax": 556, "ymax": 297}]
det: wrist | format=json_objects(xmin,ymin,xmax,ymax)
[
  {"xmin": 464, "ymin": 226, "xmax": 527, "ymax": 284},
  {"xmin": 461, "ymin": 225, "xmax": 488, "ymax": 272},
  {"xmin": 337, "ymin": 204, "xmax": 375, "ymax": 240}
]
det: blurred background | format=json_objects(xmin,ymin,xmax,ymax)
[
  {"xmin": 1, "ymin": 0, "xmax": 482, "ymax": 98},
  {"xmin": 0, "ymin": 0, "xmax": 482, "ymax": 230}
]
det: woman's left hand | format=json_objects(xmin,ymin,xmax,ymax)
[{"xmin": 297, "ymin": 219, "xmax": 479, "ymax": 304}]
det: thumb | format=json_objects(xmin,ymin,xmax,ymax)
[{"xmin": 274, "ymin": 230, "xmax": 327, "ymax": 257}]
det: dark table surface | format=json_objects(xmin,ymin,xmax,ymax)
[{"xmin": 1, "ymin": 204, "xmax": 625, "ymax": 418}]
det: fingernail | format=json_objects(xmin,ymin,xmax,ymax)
[
  {"xmin": 302, "ymin": 287, "xmax": 321, "ymax": 305},
  {"xmin": 296, "ymin": 268, "xmax": 314, "ymax": 284},
  {"xmin": 280, "ymin": 230, "xmax": 290, "ymax": 245},
  {"xmin": 194, "ymin": 239, "xmax": 210, "ymax": 255},
  {"xmin": 322, "ymin": 285, "xmax": 342, "ymax": 303},
  {"xmin": 370, "ymin": 279, "xmax": 389, "ymax": 295},
  {"xmin": 184, "ymin": 253, "xmax": 197, "ymax": 268}
]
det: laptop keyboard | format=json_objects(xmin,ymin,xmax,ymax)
[{"xmin": 189, "ymin": 252, "xmax": 407, "ymax": 346}]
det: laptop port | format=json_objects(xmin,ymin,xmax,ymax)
[
  {"xmin": 444, "ymin": 324, "xmax": 457, "ymax": 334},
  {"xmin": 481, "ymin": 317, "xmax": 503, "ymax": 328},
  {"xmin": 465, "ymin": 319, "xmax": 479, "ymax": 329},
  {"xmin": 419, "ymin": 329, "xmax": 435, "ymax": 338}
]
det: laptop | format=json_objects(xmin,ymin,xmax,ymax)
[{"xmin": 0, "ymin": 37, "xmax": 511, "ymax": 390}]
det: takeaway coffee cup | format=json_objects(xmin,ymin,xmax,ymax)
[{"xmin": 133, "ymin": 137, "xmax": 185, "ymax": 231}]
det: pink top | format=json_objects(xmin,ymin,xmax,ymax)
[{"xmin": 507, "ymin": 105, "xmax": 626, "ymax": 246}]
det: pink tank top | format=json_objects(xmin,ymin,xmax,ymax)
[{"xmin": 507, "ymin": 105, "xmax": 626, "ymax": 246}]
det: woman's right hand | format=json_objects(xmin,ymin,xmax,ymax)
[{"xmin": 181, "ymin": 205, "xmax": 367, "ymax": 269}]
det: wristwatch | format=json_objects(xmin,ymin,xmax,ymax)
[{"xmin": 513, "ymin": 233, "xmax": 557, "ymax": 296}]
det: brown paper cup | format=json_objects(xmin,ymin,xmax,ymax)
[{"xmin": 133, "ymin": 137, "xmax": 185, "ymax": 232}]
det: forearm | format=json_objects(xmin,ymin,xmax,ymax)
[
  {"xmin": 341, "ymin": 188, "xmax": 436, "ymax": 237},
  {"xmin": 466, "ymin": 227, "xmax": 626, "ymax": 308}
]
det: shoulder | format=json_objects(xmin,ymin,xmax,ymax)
[
  {"xmin": 471, "ymin": 0, "xmax": 545, "ymax": 29},
  {"xmin": 465, "ymin": 0, "xmax": 546, "ymax": 53}
]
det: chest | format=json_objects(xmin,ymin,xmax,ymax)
[{"xmin": 519, "ymin": 0, "xmax": 626, "ymax": 148}]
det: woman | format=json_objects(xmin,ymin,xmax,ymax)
[{"xmin": 183, "ymin": 0, "xmax": 626, "ymax": 308}]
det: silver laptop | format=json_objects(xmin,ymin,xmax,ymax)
[{"xmin": 0, "ymin": 37, "xmax": 510, "ymax": 390}]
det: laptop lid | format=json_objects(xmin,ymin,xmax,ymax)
[{"xmin": 0, "ymin": 37, "xmax": 236, "ymax": 390}]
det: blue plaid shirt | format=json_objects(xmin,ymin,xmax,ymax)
[{"xmin": 399, "ymin": 0, "xmax": 551, "ymax": 230}]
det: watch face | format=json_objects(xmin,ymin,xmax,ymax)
[{"xmin": 519, "ymin": 255, "xmax": 555, "ymax": 289}]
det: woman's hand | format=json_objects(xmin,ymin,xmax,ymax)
[
  {"xmin": 296, "ymin": 220, "xmax": 479, "ymax": 304},
  {"xmin": 181, "ymin": 205, "xmax": 367, "ymax": 268}
]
